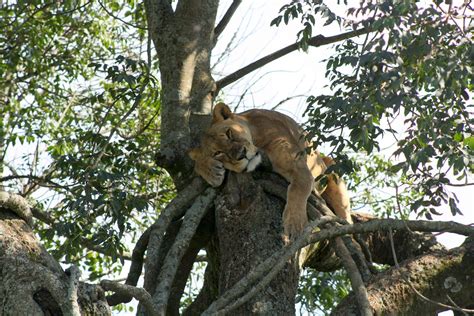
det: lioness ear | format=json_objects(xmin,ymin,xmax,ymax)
[
  {"xmin": 188, "ymin": 148, "xmax": 201, "ymax": 161},
  {"xmin": 212, "ymin": 102, "xmax": 233, "ymax": 123}
]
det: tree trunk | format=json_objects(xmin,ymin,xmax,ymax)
[
  {"xmin": 0, "ymin": 192, "xmax": 110, "ymax": 315},
  {"xmin": 213, "ymin": 172, "xmax": 300, "ymax": 315}
]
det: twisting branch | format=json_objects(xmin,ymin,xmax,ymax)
[
  {"xmin": 203, "ymin": 216, "xmax": 474, "ymax": 315},
  {"xmin": 214, "ymin": 0, "xmax": 242, "ymax": 38},
  {"xmin": 101, "ymin": 280, "xmax": 158, "ymax": 315},
  {"xmin": 215, "ymin": 27, "xmax": 370, "ymax": 91},
  {"xmin": 202, "ymin": 216, "xmax": 338, "ymax": 315},
  {"xmin": 143, "ymin": 177, "xmax": 208, "ymax": 294},
  {"xmin": 152, "ymin": 188, "xmax": 217, "ymax": 314},
  {"xmin": 259, "ymin": 176, "xmax": 372, "ymax": 314}
]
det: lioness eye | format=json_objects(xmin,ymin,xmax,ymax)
[
  {"xmin": 213, "ymin": 151, "xmax": 223, "ymax": 157},
  {"xmin": 226, "ymin": 129, "xmax": 233, "ymax": 139}
]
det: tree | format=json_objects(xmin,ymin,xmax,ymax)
[{"xmin": 1, "ymin": 0, "xmax": 473, "ymax": 315}]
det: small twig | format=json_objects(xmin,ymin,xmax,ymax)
[{"xmin": 101, "ymin": 280, "xmax": 158, "ymax": 315}]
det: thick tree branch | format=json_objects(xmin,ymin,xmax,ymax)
[
  {"xmin": 259, "ymin": 174, "xmax": 372, "ymax": 311},
  {"xmin": 144, "ymin": 0, "xmax": 173, "ymax": 47},
  {"xmin": 202, "ymin": 216, "xmax": 338, "ymax": 315},
  {"xmin": 143, "ymin": 177, "xmax": 207, "ymax": 294},
  {"xmin": 203, "ymin": 215, "xmax": 473, "ymax": 315},
  {"xmin": 216, "ymin": 27, "xmax": 370, "ymax": 91},
  {"xmin": 1, "ymin": 199, "xmax": 109, "ymax": 315},
  {"xmin": 333, "ymin": 237, "xmax": 474, "ymax": 315},
  {"xmin": 214, "ymin": 0, "xmax": 242, "ymax": 39},
  {"xmin": 152, "ymin": 188, "xmax": 216, "ymax": 314}
]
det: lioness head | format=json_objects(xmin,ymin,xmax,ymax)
[{"xmin": 189, "ymin": 103, "xmax": 261, "ymax": 186}]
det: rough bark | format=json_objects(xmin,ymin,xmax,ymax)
[
  {"xmin": 213, "ymin": 172, "xmax": 300, "ymax": 315},
  {"xmin": 0, "ymin": 194, "xmax": 110, "ymax": 315},
  {"xmin": 304, "ymin": 212, "xmax": 445, "ymax": 271},
  {"xmin": 145, "ymin": 0, "xmax": 219, "ymax": 186},
  {"xmin": 333, "ymin": 237, "xmax": 474, "ymax": 315}
]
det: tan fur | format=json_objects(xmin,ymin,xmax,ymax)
[{"xmin": 189, "ymin": 103, "xmax": 352, "ymax": 236}]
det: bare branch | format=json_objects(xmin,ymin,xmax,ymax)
[
  {"xmin": 214, "ymin": 0, "xmax": 242, "ymax": 38},
  {"xmin": 334, "ymin": 238, "xmax": 372, "ymax": 316},
  {"xmin": 153, "ymin": 188, "xmax": 216, "ymax": 314},
  {"xmin": 101, "ymin": 280, "xmax": 158, "ymax": 315},
  {"xmin": 216, "ymin": 27, "xmax": 370, "ymax": 91}
]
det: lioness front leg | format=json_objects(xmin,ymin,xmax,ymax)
[
  {"xmin": 281, "ymin": 158, "xmax": 314, "ymax": 237},
  {"xmin": 282, "ymin": 168, "xmax": 313, "ymax": 237}
]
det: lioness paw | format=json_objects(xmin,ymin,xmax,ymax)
[
  {"xmin": 201, "ymin": 158, "xmax": 225, "ymax": 187},
  {"xmin": 282, "ymin": 207, "xmax": 308, "ymax": 239}
]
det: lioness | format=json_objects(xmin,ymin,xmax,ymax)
[{"xmin": 189, "ymin": 102, "xmax": 351, "ymax": 236}]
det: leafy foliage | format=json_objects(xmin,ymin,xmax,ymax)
[
  {"xmin": 297, "ymin": 270, "xmax": 350, "ymax": 314},
  {"xmin": 276, "ymin": 1, "xmax": 474, "ymax": 219},
  {"xmin": 0, "ymin": 0, "xmax": 172, "ymax": 278},
  {"xmin": 274, "ymin": 1, "xmax": 473, "ymax": 313}
]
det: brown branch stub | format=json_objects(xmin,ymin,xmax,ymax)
[
  {"xmin": 202, "ymin": 216, "xmax": 338, "ymax": 315},
  {"xmin": 215, "ymin": 27, "xmax": 370, "ymax": 91},
  {"xmin": 101, "ymin": 280, "xmax": 158, "ymax": 315}
]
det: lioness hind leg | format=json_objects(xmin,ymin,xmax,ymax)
[
  {"xmin": 320, "ymin": 156, "xmax": 352, "ymax": 224},
  {"xmin": 321, "ymin": 175, "xmax": 352, "ymax": 224}
]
